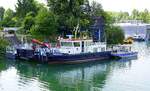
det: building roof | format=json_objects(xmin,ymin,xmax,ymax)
[{"xmin": 114, "ymin": 23, "xmax": 150, "ymax": 27}]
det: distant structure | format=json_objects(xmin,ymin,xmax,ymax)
[
  {"xmin": 119, "ymin": 20, "xmax": 144, "ymax": 24},
  {"xmin": 114, "ymin": 20, "xmax": 150, "ymax": 39},
  {"xmin": 3, "ymin": 27, "xmax": 19, "ymax": 32},
  {"xmin": 145, "ymin": 25, "xmax": 150, "ymax": 41},
  {"xmin": 2, "ymin": 27, "xmax": 21, "ymax": 45},
  {"xmin": 91, "ymin": 16, "xmax": 105, "ymax": 42}
]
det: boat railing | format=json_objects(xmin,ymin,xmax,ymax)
[
  {"xmin": 91, "ymin": 42, "xmax": 106, "ymax": 46},
  {"xmin": 107, "ymin": 44, "xmax": 133, "ymax": 52},
  {"xmin": 15, "ymin": 43, "xmax": 33, "ymax": 50}
]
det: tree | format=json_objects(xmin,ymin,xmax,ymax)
[
  {"xmin": 21, "ymin": 12, "xmax": 35, "ymax": 34},
  {"xmin": 30, "ymin": 8, "xmax": 58, "ymax": 41},
  {"xmin": 139, "ymin": 9, "xmax": 150, "ymax": 23},
  {"xmin": 15, "ymin": 0, "xmax": 38, "ymax": 18},
  {"xmin": 0, "ymin": 9, "xmax": 16, "ymax": 27},
  {"xmin": 0, "ymin": 37, "xmax": 9, "ymax": 55},
  {"xmin": 90, "ymin": 1, "xmax": 115, "ymax": 25},
  {"xmin": 117, "ymin": 12, "xmax": 129, "ymax": 21},
  {"xmin": 47, "ymin": 0, "xmax": 90, "ymax": 36},
  {"xmin": 106, "ymin": 26, "xmax": 125, "ymax": 44},
  {"xmin": 48, "ymin": 0, "xmax": 84, "ymax": 15},
  {"xmin": 131, "ymin": 9, "xmax": 140, "ymax": 20},
  {"xmin": 4, "ymin": 9, "xmax": 14, "ymax": 18},
  {"xmin": 0, "ymin": 7, "xmax": 5, "ymax": 21},
  {"xmin": 91, "ymin": 1, "xmax": 104, "ymax": 16}
]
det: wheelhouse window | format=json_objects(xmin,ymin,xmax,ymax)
[
  {"xmin": 86, "ymin": 41, "xmax": 92, "ymax": 46},
  {"xmin": 61, "ymin": 42, "xmax": 73, "ymax": 47},
  {"xmin": 74, "ymin": 42, "xmax": 80, "ymax": 47},
  {"xmin": 101, "ymin": 47, "xmax": 106, "ymax": 51}
]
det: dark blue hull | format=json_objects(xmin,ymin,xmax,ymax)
[
  {"xmin": 46, "ymin": 51, "xmax": 112, "ymax": 64},
  {"xmin": 111, "ymin": 52, "xmax": 138, "ymax": 58},
  {"xmin": 133, "ymin": 38, "xmax": 145, "ymax": 41},
  {"xmin": 6, "ymin": 53, "xmax": 16, "ymax": 59},
  {"xmin": 16, "ymin": 49, "xmax": 112, "ymax": 64}
]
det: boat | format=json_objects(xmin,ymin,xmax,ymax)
[
  {"xmin": 15, "ymin": 16, "xmax": 114, "ymax": 64},
  {"xmin": 133, "ymin": 34, "xmax": 145, "ymax": 41},
  {"xmin": 16, "ymin": 36, "xmax": 113, "ymax": 64},
  {"xmin": 111, "ymin": 44, "xmax": 138, "ymax": 58},
  {"xmin": 5, "ymin": 46, "xmax": 17, "ymax": 59}
]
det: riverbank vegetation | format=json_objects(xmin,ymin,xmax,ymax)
[
  {"xmin": 0, "ymin": 0, "xmax": 125, "ymax": 45},
  {"xmin": 109, "ymin": 9, "xmax": 150, "ymax": 23},
  {"xmin": 106, "ymin": 26, "xmax": 125, "ymax": 44},
  {"xmin": 0, "ymin": 37, "xmax": 9, "ymax": 55}
]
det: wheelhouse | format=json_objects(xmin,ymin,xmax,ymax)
[{"xmin": 59, "ymin": 39, "xmax": 106, "ymax": 54}]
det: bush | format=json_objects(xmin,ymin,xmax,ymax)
[
  {"xmin": 30, "ymin": 8, "xmax": 58, "ymax": 41},
  {"xmin": 0, "ymin": 38, "xmax": 9, "ymax": 55},
  {"xmin": 106, "ymin": 26, "xmax": 125, "ymax": 44}
]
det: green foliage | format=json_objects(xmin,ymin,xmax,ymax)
[
  {"xmin": 48, "ymin": 0, "xmax": 84, "ymax": 16},
  {"xmin": 30, "ymin": 8, "xmax": 58, "ymax": 41},
  {"xmin": 91, "ymin": 1, "xmax": 104, "ymax": 16},
  {"xmin": 0, "ymin": 0, "xmax": 125, "ymax": 44},
  {"xmin": 0, "ymin": 27, "xmax": 3, "ymax": 30},
  {"xmin": 0, "ymin": 9, "xmax": 16, "ymax": 27},
  {"xmin": 106, "ymin": 26, "xmax": 125, "ymax": 44},
  {"xmin": 21, "ymin": 12, "xmax": 35, "ymax": 33},
  {"xmin": 138, "ymin": 9, "xmax": 150, "ymax": 23},
  {"xmin": 15, "ymin": 0, "xmax": 38, "ymax": 18},
  {"xmin": 110, "ymin": 9, "xmax": 150, "ymax": 23},
  {"xmin": 90, "ymin": 2, "xmax": 125, "ymax": 44},
  {"xmin": 14, "ymin": 0, "xmax": 38, "ymax": 27},
  {"xmin": 0, "ymin": 7, "xmax": 5, "ymax": 21},
  {"xmin": 4, "ymin": 9, "xmax": 14, "ymax": 18},
  {"xmin": 47, "ymin": 0, "xmax": 90, "ymax": 34},
  {"xmin": 0, "ymin": 38, "xmax": 9, "ymax": 55},
  {"xmin": 131, "ymin": 9, "xmax": 140, "ymax": 19},
  {"xmin": 91, "ymin": 1, "xmax": 114, "ymax": 24}
]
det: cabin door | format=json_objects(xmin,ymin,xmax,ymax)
[{"xmin": 82, "ymin": 41, "xmax": 84, "ymax": 52}]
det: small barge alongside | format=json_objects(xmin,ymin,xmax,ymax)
[{"xmin": 111, "ymin": 44, "xmax": 138, "ymax": 58}]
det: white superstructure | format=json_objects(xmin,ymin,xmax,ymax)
[{"xmin": 59, "ymin": 38, "xmax": 107, "ymax": 54}]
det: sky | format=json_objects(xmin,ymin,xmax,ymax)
[
  {"xmin": 0, "ymin": 0, "xmax": 46, "ymax": 10},
  {"xmin": 92, "ymin": 0, "xmax": 150, "ymax": 13},
  {"xmin": 0, "ymin": 0, "xmax": 150, "ymax": 13}
]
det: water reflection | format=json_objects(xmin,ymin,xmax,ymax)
[{"xmin": 0, "ymin": 56, "xmax": 136, "ymax": 91}]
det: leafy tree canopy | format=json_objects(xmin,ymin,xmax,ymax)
[
  {"xmin": 109, "ymin": 9, "xmax": 150, "ymax": 23},
  {"xmin": 0, "ymin": 7, "xmax": 5, "ymax": 21},
  {"xmin": 106, "ymin": 26, "xmax": 125, "ymax": 44},
  {"xmin": 0, "ymin": 9, "xmax": 16, "ymax": 27},
  {"xmin": 15, "ymin": 0, "xmax": 38, "ymax": 18},
  {"xmin": 30, "ymin": 8, "xmax": 58, "ymax": 41}
]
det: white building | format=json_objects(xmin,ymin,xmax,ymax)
[{"xmin": 114, "ymin": 20, "xmax": 150, "ymax": 39}]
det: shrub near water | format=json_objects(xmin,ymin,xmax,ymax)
[
  {"xmin": 106, "ymin": 26, "xmax": 125, "ymax": 44},
  {"xmin": 0, "ymin": 38, "xmax": 9, "ymax": 56}
]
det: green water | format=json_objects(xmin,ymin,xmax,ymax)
[{"xmin": 0, "ymin": 42, "xmax": 150, "ymax": 91}]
